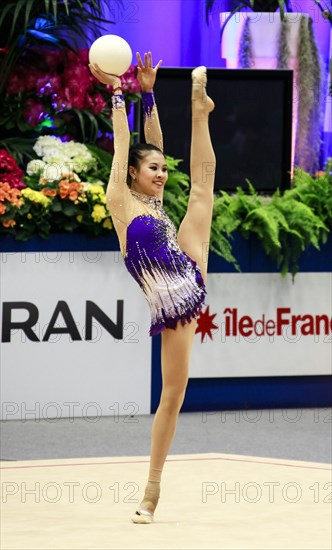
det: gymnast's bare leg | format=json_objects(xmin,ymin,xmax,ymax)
[{"xmin": 133, "ymin": 68, "xmax": 215, "ymax": 523}]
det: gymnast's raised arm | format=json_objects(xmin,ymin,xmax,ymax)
[
  {"xmin": 88, "ymin": 64, "xmax": 133, "ymax": 234},
  {"xmin": 136, "ymin": 52, "xmax": 163, "ymax": 152}
]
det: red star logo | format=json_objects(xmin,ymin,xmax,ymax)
[{"xmin": 196, "ymin": 306, "xmax": 218, "ymax": 342}]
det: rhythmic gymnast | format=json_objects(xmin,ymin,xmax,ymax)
[{"xmin": 89, "ymin": 52, "xmax": 215, "ymax": 523}]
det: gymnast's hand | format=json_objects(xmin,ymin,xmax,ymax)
[
  {"xmin": 136, "ymin": 51, "xmax": 162, "ymax": 93},
  {"xmin": 88, "ymin": 63, "xmax": 122, "ymax": 90}
]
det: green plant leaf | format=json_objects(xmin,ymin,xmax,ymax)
[
  {"xmin": 24, "ymin": 0, "xmax": 36, "ymax": 33},
  {"xmin": 82, "ymin": 110, "xmax": 99, "ymax": 143},
  {"xmin": 62, "ymin": 204, "xmax": 78, "ymax": 216}
]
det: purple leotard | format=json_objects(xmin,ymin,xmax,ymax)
[{"xmin": 124, "ymin": 192, "xmax": 206, "ymax": 336}]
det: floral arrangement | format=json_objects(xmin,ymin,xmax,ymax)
[
  {"xmin": 5, "ymin": 48, "xmax": 140, "ymax": 127},
  {"xmin": 0, "ymin": 138, "xmax": 112, "ymax": 240},
  {"xmin": 1, "ymin": 48, "xmax": 140, "ymax": 157},
  {"xmin": 0, "ymin": 138, "xmax": 192, "ymax": 243}
]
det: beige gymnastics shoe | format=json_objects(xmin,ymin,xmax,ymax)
[
  {"xmin": 192, "ymin": 66, "xmax": 215, "ymax": 112},
  {"xmin": 131, "ymin": 508, "xmax": 154, "ymax": 524}
]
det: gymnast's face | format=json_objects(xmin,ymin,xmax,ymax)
[{"xmin": 130, "ymin": 151, "xmax": 168, "ymax": 196}]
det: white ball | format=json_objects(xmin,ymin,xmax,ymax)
[{"xmin": 89, "ymin": 35, "xmax": 132, "ymax": 76}]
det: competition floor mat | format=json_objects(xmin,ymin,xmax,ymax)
[{"xmin": 1, "ymin": 453, "xmax": 331, "ymax": 549}]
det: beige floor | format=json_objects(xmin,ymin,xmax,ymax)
[{"xmin": 1, "ymin": 453, "xmax": 331, "ymax": 550}]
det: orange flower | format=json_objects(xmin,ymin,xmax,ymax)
[
  {"xmin": 59, "ymin": 181, "xmax": 69, "ymax": 198},
  {"xmin": 42, "ymin": 188, "xmax": 57, "ymax": 197},
  {"xmin": 0, "ymin": 202, "xmax": 6, "ymax": 214},
  {"xmin": 0, "ymin": 182, "xmax": 11, "ymax": 201},
  {"xmin": 0, "ymin": 182, "xmax": 11, "ymax": 191},
  {"xmin": 69, "ymin": 190, "xmax": 78, "ymax": 201},
  {"xmin": 2, "ymin": 219, "xmax": 16, "ymax": 227},
  {"xmin": 58, "ymin": 179, "xmax": 84, "ymax": 201},
  {"xmin": 0, "ymin": 182, "xmax": 22, "ymax": 206},
  {"xmin": 10, "ymin": 188, "xmax": 22, "ymax": 206},
  {"xmin": 12, "ymin": 197, "xmax": 23, "ymax": 207}
]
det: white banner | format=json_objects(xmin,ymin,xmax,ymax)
[
  {"xmin": 1, "ymin": 255, "xmax": 331, "ymax": 419},
  {"xmin": 0, "ymin": 251, "xmax": 151, "ymax": 420},
  {"xmin": 191, "ymin": 273, "xmax": 332, "ymax": 378}
]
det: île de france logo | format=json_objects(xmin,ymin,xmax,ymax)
[
  {"xmin": 195, "ymin": 306, "xmax": 218, "ymax": 342},
  {"xmin": 195, "ymin": 306, "xmax": 332, "ymax": 343}
]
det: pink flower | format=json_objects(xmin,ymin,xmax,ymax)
[
  {"xmin": 23, "ymin": 100, "xmax": 47, "ymax": 127},
  {"xmin": 63, "ymin": 86, "xmax": 85, "ymax": 110},
  {"xmin": 0, "ymin": 150, "xmax": 25, "ymax": 189},
  {"xmin": 43, "ymin": 49, "xmax": 63, "ymax": 71},
  {"xmin": 78, "ymin": 49, "xmax": 89, "ymax": 65},
  {"xmin": 2, "ymin": 174, "xmax": 26, "ymax": 189},
  {"xmin": 121, "ymin": 66, "xmax": 141, "ymax": 94},
  {"xmin": 51, "ymin": 92, "xmax": 71, "ymax": 111},
  {"xmin": 36, "ymin": 74, "xmax": 61, "ymax": 95},
  {"xmin": 62, "ymin": 59, "xmax": 92, "ymax": 109},
  {"xmin": 64, "ymin": 53, "xmax": 91, "ymax": 86},
  {"xmin": 25, "ymin": 70, "xmax": 45, "ymax": 90},
  {"xmin": 6, "ymin": 72, "xmax": 26, "ymax": 94},
  {"xmin": 85, "ymin": 92, "xmax": 107, "ymax": 115},
  {"xmin": 0, "ymin": 150, "xmax": 21, "ymax": 173},
  {"xmin": 6, "ymin": 66, "xmax": 45, "ymax": 94},
  {"xmin": 121, "ymin": 77, "xmax": 141, "ymax": 94},
  {"xmin": 0, "ymin": 150, "xmax": 22, "ymax": 175}
]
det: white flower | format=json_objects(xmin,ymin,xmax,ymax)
[
  {"xmin": 43, "ymin": 154, "xmax": 70, "ymax": 165},
  {"xmin": 33, "ymin": 136, "xmax": 62, "ymax": 158},
  {"xmin": 42, "ymin": 164, "xmax": 62, "ymax": 182},
  {"xmin": 70, "ymin": 153, "xmax": 96, "ymax": 173},
  {"xmin": 63, "ymin": 142, "xmax": 86, "ymax": 155},
  {"xmin": 26, "ymin": 159, "xmax": 46, "ymax": 176},
  {"xmin": 31, "ymin": 136, "xmax": 97, "ymax": 178}
]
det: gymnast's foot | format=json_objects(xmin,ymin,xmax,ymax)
[
  {"xmin": 131, "ymin": 481, "xmax": 160, "ymax": 524},
  {"xmin": 192, "ymin": 66, "xmax": 215, "ymax": 113}
]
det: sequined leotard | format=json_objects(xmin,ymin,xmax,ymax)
[
  {"xmin": 107, "ymin": 91, "xmax": 206, "ymax": 336},
  {"xmin": 124, "ymin": 190, "xmax": 206, "ymax": 335}
]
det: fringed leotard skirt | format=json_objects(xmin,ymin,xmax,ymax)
[{"xmin": 124, "ymin": 193, "xmax": 206, "ymax": 336}]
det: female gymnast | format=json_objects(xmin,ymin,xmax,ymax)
[{"xmin": 89, "ymin": 52, "xmax": 215, "ymax": 524}]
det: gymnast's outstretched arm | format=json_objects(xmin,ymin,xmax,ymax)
[
  {"xmin": 88, "ymin": 64, "xmax": 133, "ymax": 232},
  {"xmin": 136, "ymin": 51, "xmax": 163, "ymax": 152}
]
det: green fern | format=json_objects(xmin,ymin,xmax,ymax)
[
  {"xmin": 242, "ymin": 206, "xmax": 282, "ymax": 253},
  {"xmin": 287, "ymin": 166, "xmax": 332, "ymax": 229},
  {"xmin": 205, "ymin": 168, "xmax": 331, "ymax": 276},
  {"xmin": 210, "ymin": 229, "xmax": 241, "ymax": 271}
]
